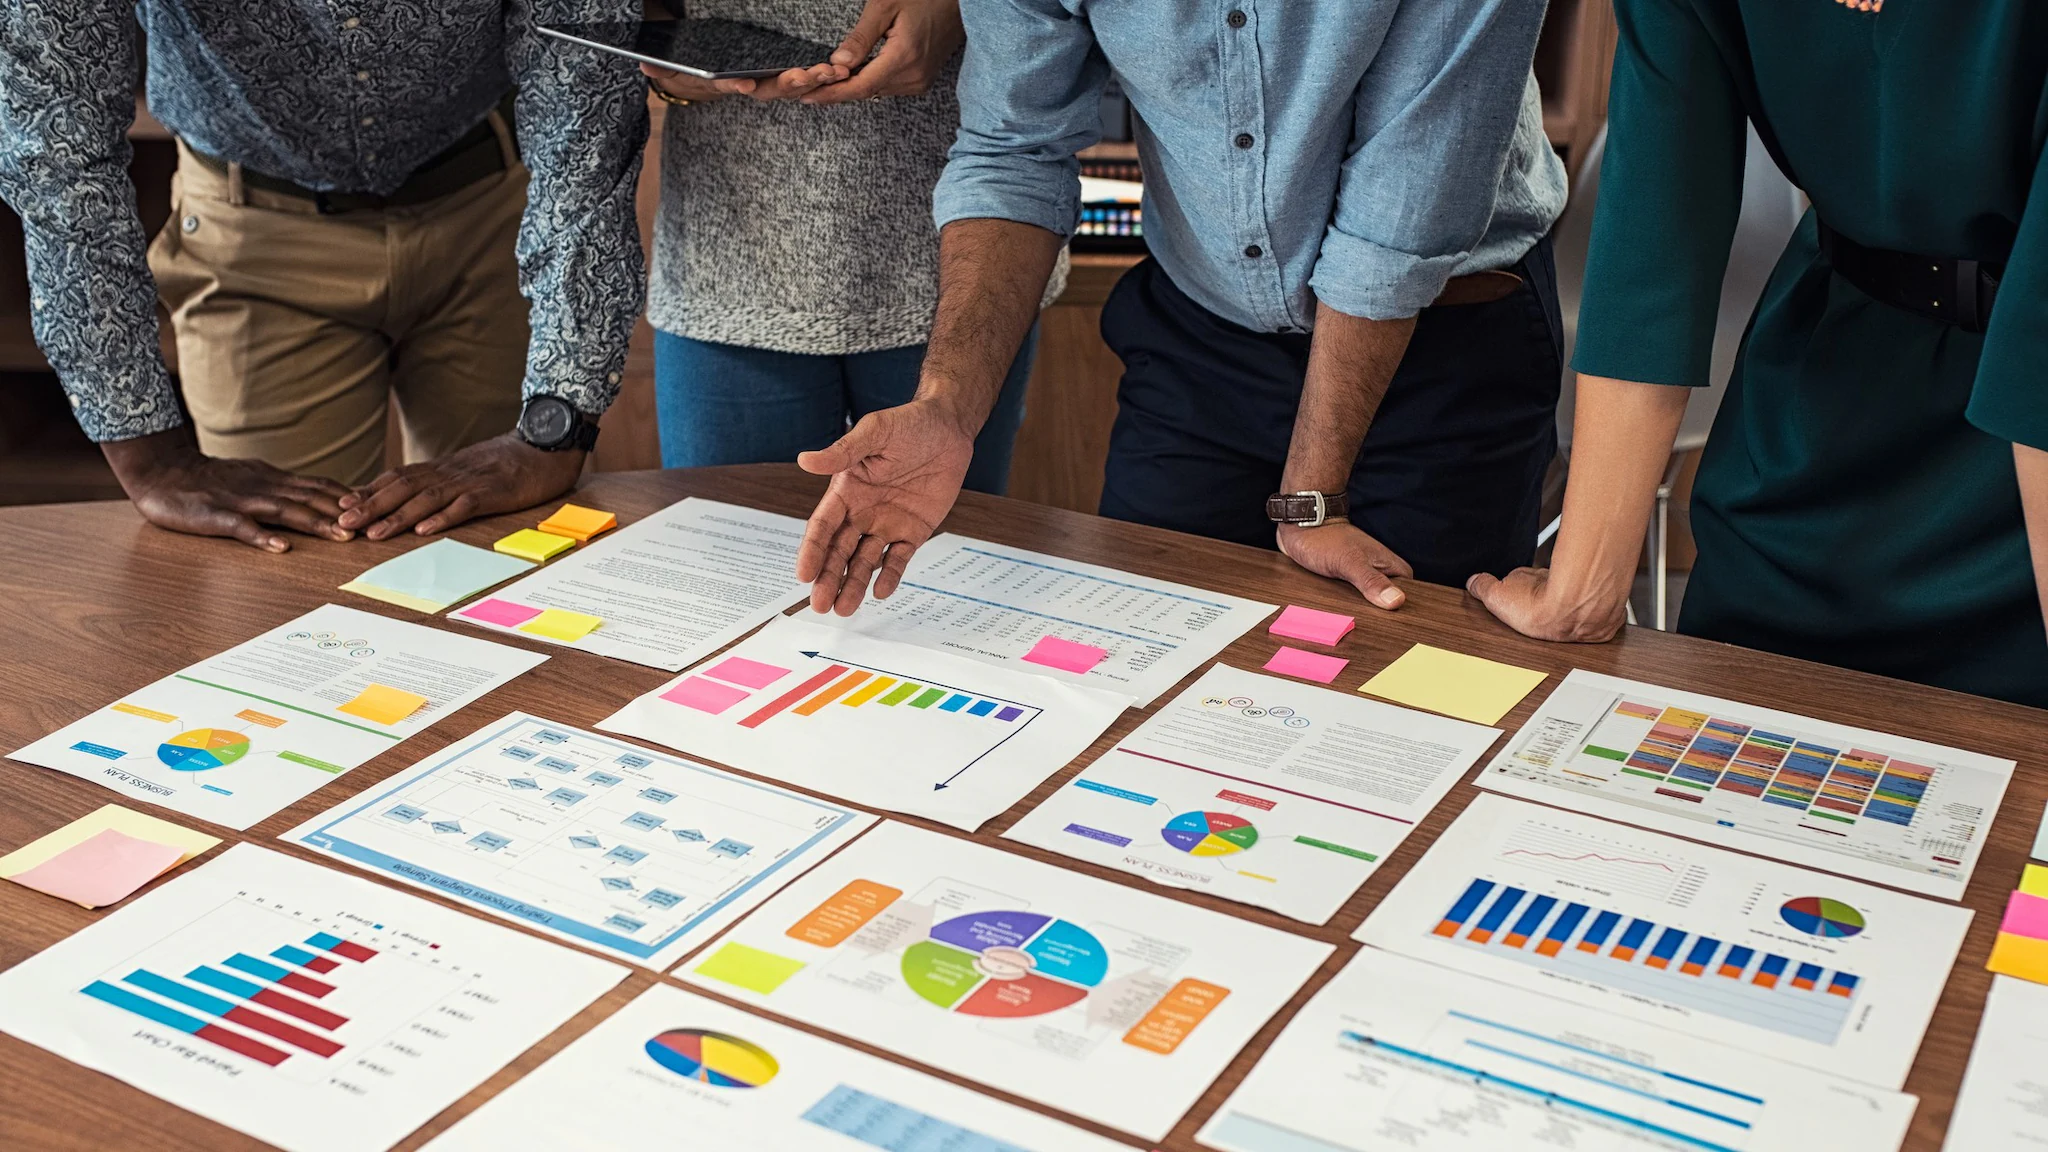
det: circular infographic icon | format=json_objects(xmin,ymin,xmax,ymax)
[
  {"xmin": 157, "ymin": 728, "xmax": 251, "ymax": 772},
  {"xmin": 1162, "ymin": 811, "xmax": 1259, "ymax": 857},
  {"xmin": 644, "ymin": 1029, "xmax": 779, "ymax": 1088},
  {"xmin": 902, "ymin": 911, "xmax": 1107, "ymax": 1018},
  {"xmin": 1779, "ymin": 896, "xmax": 1866, "ymax": 938}
]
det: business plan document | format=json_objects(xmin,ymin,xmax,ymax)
[
  {"xmin": 1005, "ymin": 664, "xmax": 1499, "ymax": 923},
  {"xmin": 451, "ymin": 498, "xmax": 810, "ymax": 670},
  {"xmin": 10, "ymin": 604, "xmax": 546, "ymax": 829},
  {"xmin": 601, "ymin": 615, "xmax": 1132, "ymax": 831},
  {"xmin": 422, "ymin": 982, "xmax": 1132, "ymax": 1152},
  {"xmin": 1201, "ymin": 947, "xmax": 1915, "ymax": 1152},
  {"xmin": 1355, "ymin": 794, "xmax": 1970, "ymax": 1090},
  {"xmin": 678, "ymin": 821, "xmax": 1333, "ymax": 1141},
  {"xmin": 287, "ymin": 713, "xmax": 875, "ymax": 971},
  {"xmin": 1480, "ymin": 669, "xmax": 2015, "ymax": 899},
  {"xmin": 0, "ymin": 844, "xmax": 625, "ymax": 1152},
  {"xmin": 1941, "ymin": 975, "xmax": 2048, "ymax": 1151},
  {"xmin": 826, "ymin": 532, "xmax": 1275, "ymax": 706}
]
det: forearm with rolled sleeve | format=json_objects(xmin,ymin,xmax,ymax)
[
  {"xmin": 931, "ymin": 0, "xmax": 1110, "ymax": 238},
  {"xmin": 0, "ymin": 1, "xmax": 183, "ymax": 442},
  {"xmin": 1310, "ymin": 0, "xmax": 1551, "ymax": 321},
  {"xmin": 504, "ymin": 0, "xmax": 649, "ymax": 419}
]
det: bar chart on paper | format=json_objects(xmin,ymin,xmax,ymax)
[
  {"xmin": 599, "ymin": 616, "xmax": 1131, "ymax": 831},
  {"xmin": 1356, "ymin": 794, "xmax": 1973, "ymax": 1089},
  {"xmin": 1482, "ymin": 670, "xmax": 2016, "ymax": 898}
]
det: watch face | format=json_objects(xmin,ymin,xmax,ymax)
[{"xmin": 521, "ymin": 398, "xmax": 573, "ymax": 445}]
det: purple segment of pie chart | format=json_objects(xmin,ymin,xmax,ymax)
[{"xmin": 929, "ymin": 911, "xmax": 1053, "ymax": 952}]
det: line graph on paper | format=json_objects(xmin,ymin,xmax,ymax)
[{"xmin": 1497, "ymin": 822, "xmax": 1703, "ymax": 905}]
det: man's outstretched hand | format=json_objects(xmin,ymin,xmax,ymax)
[
  {"xmin": 337, "ymin": 433, "xmax": 586, "ymax": 541},
  {"xmin": 795, "ymin": 399, "xmax": 975, "ymax": 616},
  {"xmin": 102, "ymin": 426, "xmax": 354, "ymax": 552},
  {"xmin": 1277, "ymin": 520, "xmax": 1412, "ymax": 610}
]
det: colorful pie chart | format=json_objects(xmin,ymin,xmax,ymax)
[
  {"xmin": 156, "ymin": 728, "xmax": 251, "ymax": 772},
  {"xmin": 902, "ymin": 910, "xmax": 1108, "ymax": 1019},
  {"xmin": 1779, "ymin": 896, "xmax": 1865, "ymax": 938},
  {"xmin": 1162, "ymin": 811, "xmax": 1259, "ymax": 857},
  {"xmin": 643, "ymin": 1029, "xmax": 779, "ymax": 1088}
]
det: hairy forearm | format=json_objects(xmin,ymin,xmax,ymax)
[
  {"xmin": 2016, "ymin": 443, "xmax": 2048, "ymax": 633},
  {"xmin": 1280, "ymin": 301, "xmax": 1417, "ymax": 492},
  {"xmin": 1550, "ymin": 375, "xmax": 1690, "ymax": 610},
  {"xmin": 916, "ymin": 218, "xmax": 1063, "ymax": 434}
]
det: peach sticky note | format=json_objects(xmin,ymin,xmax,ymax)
[
  {"xmin": 337, "ymin": 682, "xmax": 429, "ymax": 725},
  {"xmin": 1022, "ymin": 635, "xmax": 1109, "ymax": 674},
  {"xmin": 2024, "ymin": 864, "xmax": 2048, "ymax": 901},
  {"xmin": 537, "ymin": 503, "xmax": 618, "ymax": 542},
  {"xmin": 0, "ymin": 804, "xmax": 219, "ymax": 881},
  {"xmin": 1264, "ymin": 646, "xmax": 1349, "ymax": 684},
  {"xmin": 519, "ymin": 608, "xmax": 603, "ymax": 642},
  {"xmin": 494, "ymin": 528, "xmax": 576, "ymax": 564},
  {"xmin": 661, "ymin": 676, "xmax": 752, "ymax": 715},
  {"xmin": 2003, "ymin": 890, "xmax": 2048, "ymax": 942},
  {"xmin": 1270, "ymin": 605, "xmax": 1355, "ymax": 646},
  {"xmin": 1359, "ymin": 643, "xmax": 1547, "ymax": 725},
  {"xmin": 6, "ymin": 829, "xmax": 187, "ymax": 908},
  {"xmin": 461, "ymin": 597, "xmax": 544, "ymax": 628},
  {"xmin": 1988, "ymin": 931, "xmax": 2048, "ymax": 985}
]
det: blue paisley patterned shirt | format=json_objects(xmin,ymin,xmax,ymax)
[{"xmin": 0, "ymin": 0, "xmax": 648, "ymax": 442}]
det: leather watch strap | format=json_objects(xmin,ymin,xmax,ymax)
[{"xmin": 1266, "ymin": 491, "xmax": 1349, "ymax": 527}]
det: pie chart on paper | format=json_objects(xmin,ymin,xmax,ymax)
[
  {"xmin": 156, "ymin": 728, "xmax": 251, "ymax": 772},
  {"xmin": 901, "ymin": 911, "xmax": 1108, "ymax": 1018},
  {"xmin": 1779, "ymin": 896, "xmax": 1866, "ymax": 939},
  {"xmin": 643, "ymin": 1029, "xmax": 779, "ymax": 1088},
  {"xmin": 1162, "ymin": 811, "xmax": 1260, "ymax": 857}
]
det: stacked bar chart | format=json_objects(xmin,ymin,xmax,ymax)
[
  {"xmin": 81, "ymin": 929, "xmax": 375, "ymax": 1067},
  {"xmin": 1432, "ymin": 878, "xmax": 1859, "ymax": 1045}
]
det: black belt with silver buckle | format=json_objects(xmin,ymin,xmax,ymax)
[
  {"xmin": 188, "ymin": 112, "xmax": 512, "ymax": 215},
  {"xmin": 1815, "ymin": 218, "xmax": 2005, "ymax": 334}
]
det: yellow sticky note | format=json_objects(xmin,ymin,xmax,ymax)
[
  {"xmin": 695, "ymin": 942, "xmax": 806, "ymax": 994},
  {"xmin": 494, "ymin": 528, "xmax": 576, "ymax": 564},
  {"xmin": 519, "ymin": 608, "xmax": 603, "ymax": 642},
  {"xmin": 1989, "ymin": 931, "xmax": 2048, "ymax": 984},
  {"xmin": 1358, "ymin": 643, "xmax": 1548, "ymax": 725},
  {"xmin": 337, "ymin": 682, "xmax": 429, "ymax": 725},
  {"xmin": 2022, "ymin": 864, "xmax": 2048, "ymax": 900},
  {"xmin": 0, "ymin": 804, "xmax": 219, "ymax": 879},
  {"xmin": 537, "ymin": 503, "xmax": 618, "ymax": 543}
]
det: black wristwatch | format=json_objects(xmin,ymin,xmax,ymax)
[
  {"xmin": 516, "ymin": 395, "xmax": 600, "ymax": 452},
  {"xmin": 1266, "ymin": 491, "xmax": 1349, "ymax": 528}
]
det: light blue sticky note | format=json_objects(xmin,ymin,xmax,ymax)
[
  {"xmin": 341, "ymin": 539, "xmax": 534, "ymax": 613},
  {"xmin": 2033, "ymin": 800, "xmax": 2048, "ymax": 862}
]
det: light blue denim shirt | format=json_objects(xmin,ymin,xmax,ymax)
[{"xmin": 934, "ymin": 0, "xmax": 1568, "ymax": 331}]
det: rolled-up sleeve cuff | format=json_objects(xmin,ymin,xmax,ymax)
[
  {"xmin": 932, "ymin": 155, "xmax": 1080, "ymax": 239},
  {"xmin": 70, "ymin": 364, "xmax": 186, "ymax": 444},
  {"xmin": 1309, "ymin": 228, "xmax": 1467, "ymax": 321}
]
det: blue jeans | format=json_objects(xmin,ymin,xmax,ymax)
[{"xmin": 654, "ymin": 326, "xmax": 1038, "ymax": 495}]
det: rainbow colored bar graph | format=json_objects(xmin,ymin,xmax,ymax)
[
  {"xmin": 1432, "ymin": 878, "xmax": 1859, "ymax": 1045},
  {"xmin": 80, "ymin": 930, "xmax": 377, "ymax": 1067},
  {"xmin": 662, "ymin": 658, "xmax": 1035, "ymax": 731}
]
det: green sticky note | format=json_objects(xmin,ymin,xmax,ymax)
[
  {"xmin": 696, "ymin": 942, "xmax": 805, "ymax": 994},
  {"xmin": 341, "ymin": 538, "xmax": 534, "ymax": 613}
]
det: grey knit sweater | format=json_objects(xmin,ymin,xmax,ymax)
[{"xmin": 647, "ymin": 0, "xmax": 1068, "ymax": 355}]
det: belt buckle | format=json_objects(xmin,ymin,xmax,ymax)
[{"xmin": 1954, "ymin": 258, "xmax": 1986, "ymax": 333}]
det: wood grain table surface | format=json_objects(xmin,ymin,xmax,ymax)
[{"xmin": 0, "ymin": 463, "xmax": 2038, "ymax": 1152}]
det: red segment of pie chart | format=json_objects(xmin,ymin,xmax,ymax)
[{"xmin": 954, "ymin": 972, "xmax": 1089, "ymax": 1018}]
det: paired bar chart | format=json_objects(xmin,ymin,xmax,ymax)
[{"xmin": 1432, "ymin": 878, "xmax": 1859, "ymax": 1045}]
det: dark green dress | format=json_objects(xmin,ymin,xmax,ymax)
[{"xmin": 1575, "ymin": 0, "xmax": 2048, "ymax": 708}]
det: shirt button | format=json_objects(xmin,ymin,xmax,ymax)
[
  {"xmin": 607, "ymin": 372, "xmax": 621, "ymax": 384},
  {"xmin": 182, "ymin": 216, "xmax": 199, "ymax": 234},
  {"xmin": 1227, "ymin": 9, "xmax": 1246, "ymax": 27},
  {"xmin": 1244, "ymin": 244, "xmax": 1263, "ymax": 258},
  {"xmin": 342, "ymin": 17, "xmax": 360, "ymax": 29},
  {"xmin": 355, "ymin": 70, "xmax": 370, "ymax": 82},
  {"xmin": 360, "ymin": 116, "xmax": 376, "ymax": 127},
  {"xmin": 1234, "ymin": 132, "xmax": 1254, "ymax": 149},
  {"xmin": 366, "ymin": 152, "xmax": 378, "ymax": 163}
]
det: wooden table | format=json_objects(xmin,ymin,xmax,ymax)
[{"xmin": 0, "ymin": 465, "xmax": 2035, "ymax": 1151}]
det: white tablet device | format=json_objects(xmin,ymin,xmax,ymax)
[{"xmin": 537, "ymin": 18, "xmax": 834, "ymax": 80}]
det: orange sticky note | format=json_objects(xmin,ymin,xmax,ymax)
[
  {"xmin": 6, "ymin": 829, "xmax": 187, "ymax": 908},
  {"xmin": 537, "ymin": 503, "xmax": 618, "ymax": 542},
  {"xmin": 337, "ymin": 682, "xmax": 429, "ymax": 725}
]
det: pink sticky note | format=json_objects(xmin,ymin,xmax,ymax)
[
  {"xmin": 7, "ymin": 829, "xmax": 186, "ymax": 909},
  {"xmin": 705, "ymin": 656, "xmax": 792, "ymax": 690},
  {"xmin": 1270, "ymin": 605, "xmax": 1355, "ymax": 646},
  {"xmin": 2001, "ymin": 890, "xmax": 2048, "ymax": 941},
  {"xmin": 1265, "ymin": 646, "xmax": 1349, "ymax": 684},
  {"xmin": 462, "ymin": 598, "xmax": 544, "ymax": 628},
  {"xmin": 1022, "ymin": 635, "xmax": 1109, "ymax": 674},
  {"xmin": 661, "ymin": 676, "xmax": 753, "ymax": 715}
]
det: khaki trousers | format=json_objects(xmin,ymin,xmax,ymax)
[{"xmin": 148, "ymin": 139, "xmax": 531, "ymax": 486}]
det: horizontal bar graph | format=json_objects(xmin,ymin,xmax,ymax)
[
  {"xmin": 701, "ymin": 657, "xmax": 1037, "ymax": 731},
  {"xmin": 1432, "ymin": 878, "xmax": 1859, "ymax": 1045},
  {"xmin": 79, "ymin": 930, "xmax": 378, "ymax": 1067}
]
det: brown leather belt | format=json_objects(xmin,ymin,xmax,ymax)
[
  {"xmin": 1433, "ymin": 269, "xmax": 1524, "ymax": 308},
  {"xmin": 185, "ymin": 110, "xmax": 513, "ymax": 215}
]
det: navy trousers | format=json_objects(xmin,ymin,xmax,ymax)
[{"xmin": 1098, "ymin": 242, "xmax": 1563, "ymax": 586}]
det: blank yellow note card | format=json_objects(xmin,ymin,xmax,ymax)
[
  {"xmin": 337, "ymin": 682, "xmax": 429, "ymax": 725},
  {"xmin": 1359, "ymin": 643, "xmax": 1547, "ymax": 725},
  {"xmin": 537, "ymin": 503, "xmax": 617, "ymax": 542},
  {"xmin": 519, "ymin": 608, "xmax": 603, "ymax": 642},
  {"xmin": 2023, "ymin": 864, "xmax": 2048, "ymax": 900},
  {"xmin": 0, "ymin": 804, "xmax": 219, "ymax": 879},
  {"xmin": 494, "ymin": 528, "xmax": 576, "ymax": 564},
  {"xmin": 695, "ymin": 941, "xmax": 806, "ymax": 995}
]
